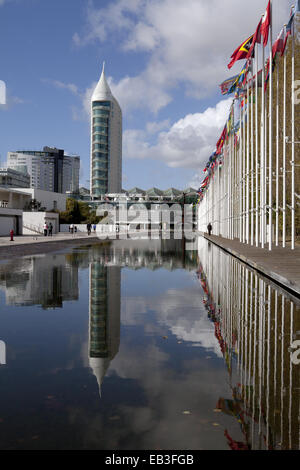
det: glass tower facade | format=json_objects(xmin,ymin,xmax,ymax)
[
  {"xmin": 91, "ymin": 101, "xmax": 110, "ymax": 197},
  {"xmin": 90, "ymin": 66, "xmax": 122, "ymax": 199}
]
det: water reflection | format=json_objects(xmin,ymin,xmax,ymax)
[
  {"xmin": 197, "ymin": 237, "xmax": 300, "ymax": 450},
  {"xmin": 89, "ymin": 263, "xmax": 120, "ymax": 396},
  {"xmin": 0, "ymin": 255, "xmax": 78, "ymax": 308},
  {"xmin": 0, "ymin": 238, "xmax": 298, "ymax": 450}
]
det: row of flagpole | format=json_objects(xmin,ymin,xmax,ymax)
[{"xmin": 198, "ymin": 0, "xmax": 299, "ymax": 251}]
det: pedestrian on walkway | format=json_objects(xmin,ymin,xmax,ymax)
[
  {"xmin": 48, "ymin": 222, "xmax": 53, "ymax": 237},
  {"xmin": 207, "ymin": 222, "xmax": 212, "ymax": 236},
  {"xmin": 87, "ymin": 222, "xmax": 92, "ymax": 235},
  {"xmin": 70, "ymin": 224, "xmax": 74, "ymax": 235},
  {"xmin": 44, "ymin": 222, "xmax": 48, "ymax": 237},
  {"xmin": 93, "ymin": 224, "xmax": 96, "ymax": 233}
]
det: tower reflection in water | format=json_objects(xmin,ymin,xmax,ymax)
[
  {"xmin": 87, "ymin": 240, "xmax": 197, "ymax": 395},
  {"xmin": 89, "ymin": 262, "xmax": 121, "ymax": 396},
  {"xmin": 197, "ymin": 237, "xmax": 300, "ymax": 450}
]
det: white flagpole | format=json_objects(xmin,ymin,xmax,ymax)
[
  {"xmin": 291, "ymin": 15, "xmax": 295, "ymax": 250},
  {"xmin": 261, "ymin": 29, "xmax": 266, "ymax": 248},
  {"xmin": 275, "ymin": 58, "xmax": 279, "ymax": 246},
  {"xmin": 239, "ymin": 101, "xmax": 243, "ymax": 242},
  {"xmin": 251, "ymin": 59, "xmax": 254, "ymax": 246},
  {"xmin": 255, "ymin": 43, "xmax": 259, "ymax": 247},
  {"xmin": 246, "ymin": 71, "xmax": 250, "ymax": 244},
  {"xmin": 283, "ymin": 25, "xmax": 287, "ymax": 248},
  {"xmin": 268, "ymin": 0, "xmax": 273, "ymax": 251}
]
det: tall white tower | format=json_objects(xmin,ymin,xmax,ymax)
[{"xmin": 90, "ymin": 64, "xmax": 122, "ymax": 198}]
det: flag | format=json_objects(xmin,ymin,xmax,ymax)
[
  {"xmin": 261, "ymin": 1, "xmax": 271, "ymax": 47},
  {"xmin": 264, "ymin": 57, "xmax": 276, "ymax": 92},
  {"xmin": 247, "ymin": 18, "xmax": 262, "ymax": 59},
  {"xmin": 216, "ymin": 126, "xmax": 227, "ymax": 155},
  {"xmin": 219, "ymin": 75, "xmax": 239, "ymax": 95},
  {"xmin": 272, "ymin": 28, "xmax": 284, "ymax": 58},
  {"xmin": 281, "ymin": 5, "xmax": 297, "ymax": 56},
  {"xmin": 228, "ymin": 62, "xmax": 248, "ymax": 94},
  {"xmin": 227, "ymin": 35, "xmax": 254, "ymax": 69}
]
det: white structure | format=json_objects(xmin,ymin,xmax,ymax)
[
  {"xmin": 11, "ymin": 188, "xmax": 67, "ymax": 212},
  {"xmin": 7, "ymin": 147, "xmax": 80, "ymax": 194},
  {"xmin": 23, "ymin": 212, "xmax": 59, "ymax": 235},
  {"xmin": 90, "ymin": 64, "xmax": 122, "ymax": 198}
]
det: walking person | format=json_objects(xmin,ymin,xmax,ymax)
[
  {"xmin": 93, "ymin": 224, "xmax": 96, "ymax": 234},
  {"xmin": 70, "ymin": 223, "xmax": 74, "ymax": 235},
  {"xmin": 87, "ymin": 222, "xmax": 92, "ymax": 236},
  {"xmin": 207, "ymin": 222, "xmax": 212, "ymax": 236},
  {"xmin": 43, "ymin": 222, "xmax": 48, "ymax": 237},
  {"xmin": 48, "ymin": 222, "xmax": 53, "ymax": 237}
]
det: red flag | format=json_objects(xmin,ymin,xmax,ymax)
[
  {"xmin": 272, "ymin": 28, "xmax": 284, "ymax": 58},
  {"xmin": 261, "ymin": 1, "xmax": 271, "ymax": 47},
  {"xmin": 227, "ymin": 35, "xmax": 254, "ymax": 69},
  {"xmin": 247, "ymin": 18, "xmax": 262, "ymax": 59}
]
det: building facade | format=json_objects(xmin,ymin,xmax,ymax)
[
  {"xmin": 7, "ymin": 146, "xmax": 80, "ymax": 194},
  {"xmin": 90, "ymin": 65, "xmax": 122, "ymax": 199},
  {"xmin": 0, "ymin": 168, "xmax": 30, "ymax": 188}
]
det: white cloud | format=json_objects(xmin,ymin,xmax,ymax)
[
  {"xmin": 123, "ymin": 98, "xmax": 232, "ymax": 169},
  {"xmin": 42, "ymin": 79, "xmax": 79, "ymax": 96},
  {"xmin": 74, "ymin": 0, "xmax": 291, "ymax": 111}
]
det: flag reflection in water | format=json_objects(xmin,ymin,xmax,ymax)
[{"xmin": 197, "ymin": 238, "xmax": 300, "ymax": 451}]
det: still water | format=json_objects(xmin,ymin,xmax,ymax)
[{"xmin": 0, "ymin": 238, "xmax": 299, "ymax": 450}]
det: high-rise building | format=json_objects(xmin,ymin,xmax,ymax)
[
  {"xmin": 0, "ymin": 167, "xmax": 30, "ymax": 188},
  {"xmin": 7, "ymin": 146, "xmax": 80, "ymax": 194},
  {"xmin": 90, "ymin": 64, "xmax": 122, "ymax": 198}
]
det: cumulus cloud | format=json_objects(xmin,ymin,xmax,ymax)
[
  {"xmin": 123, "ymin": 98, "xmax": 232, "ymax": 168},
  {"xmin": 42, "ymin": 79, "xmax": 79, "ymax": 96},
  {"xmin": 74, "ymin": 0, "xmax": 291, "ymax": 109}
]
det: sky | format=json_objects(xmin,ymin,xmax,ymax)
[{"xmin": 0, "ymin": 0, "xmax": 293, "ymax": 191}]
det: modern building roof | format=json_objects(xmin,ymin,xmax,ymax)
[
  {"xmin": 163, "ymin": 188, "xmax": 182, "ymax": 197},
  {"xmin": 128, "ymin": 187, "xmax": 146, "ymax": 195},
  {"xmin": 146, "ymin": 188, "xmax": 164, "ymax": 197},
  {"xmin": 91, "ymin": 63, "xmax": 114, "ymax": 102}
]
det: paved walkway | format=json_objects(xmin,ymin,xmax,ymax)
[
  {"xmin": 203, "ymin": 233, "xmax": 300, "ymax": 297},
  {"xmin": 0, "ymin": 233, "xmax": 102, "ymax": 260}
]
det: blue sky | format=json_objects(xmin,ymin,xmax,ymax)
[{"xmin": 0, "ymin": 0, "xmax": 292, "ymax": 190}]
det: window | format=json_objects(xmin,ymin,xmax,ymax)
[{"xmin": 92, "ymin": 101, "xmax": 110, "ymax": 108}]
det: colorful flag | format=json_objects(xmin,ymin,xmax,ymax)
[
  {"xmin": 227, "ymin": 35, "xmax": 254, "ymax": 69},
  {"xmin": 264, "ymin": 57, "xmax": 276, "ymax": 92},
  {"xmin": 272, "ymin": 28, "xmax": 284, "ymax": 58},
  {"xmin": 282, "ymin": 5, "xmax": 297, "ymax": 56},
  {"xmin": 219, "ymin": 75, "xmax": 239, "ymax": 95},
  {"xmin": 247, "ymin": 18, "xmax": 262, "ymax": 59},
  {"xmin": 261, "ymin": 1, "xmax": 271, "ymax": 47}
]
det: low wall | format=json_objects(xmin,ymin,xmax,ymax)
[{"xmin": 23, "ymin": 212, "xmax": 59, "ymax": 235}]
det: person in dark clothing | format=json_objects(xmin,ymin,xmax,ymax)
[
  {"xmin": 207, "ymin": 223, "xmax": 212, "ymax": 236},
  {"xmin": 48, "ymin": 223, "xmax": 53, "ymax": 237},
  {"xmin": 87, "ymin": 223, "xmax": 92, "ymax": 235}
]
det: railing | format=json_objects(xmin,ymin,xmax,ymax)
[{"xmin": 23, "ymin": 224, "xmax": 43, "ymax": 235}]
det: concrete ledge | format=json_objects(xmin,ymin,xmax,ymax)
[
  {"xmin": 203, "ymin": 234, "xmax": 300, "ymax": 298},
  {"xmin": 0, "ymin": 235, "xmax": 106, "ymax": 260}
]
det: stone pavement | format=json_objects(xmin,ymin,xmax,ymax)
[{"xmin": 203, "ymin": 233, "xmax": 300, "ymax": 297}]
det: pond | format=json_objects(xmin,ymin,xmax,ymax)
[{"xmin": 0, "ymin": 238, "xmax": 299, "ymax": 450}]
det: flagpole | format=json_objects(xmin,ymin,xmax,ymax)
[
  {"xmin": 251, "ymin": 59, "xmax": 254, "ymax": 246},
  {"xmin": 239, "ymin": 101, "xmax": 243, "ymax": 242},
  {"xmin": 283, "ymin": 25, "xmax": 287, "ymax": 248},
  {"xmin": 276, "ymin": 56, "xmax": 279, "ymax": 246},
  {"xmin": 268, "ymin": 0, "xmax": 273, "ymax": 251},
  {"xmin": 246, "ymin": 72, "xmax": 250, "ymax": 244},
  {"xmin": 291, "ymin": 14, "xmax": 295, "ymax": 250},
  {"xmin": 261, "ymin": 26, "xmax": 266, "ymax": 248},
  {"xmin": 255, "ymin": 43, "xmax": 259, "ymax": 247}
]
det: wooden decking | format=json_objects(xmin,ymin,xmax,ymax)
[{"xmin": 203, "ymin": 234, "xmax": 300, "ymax": 297}]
